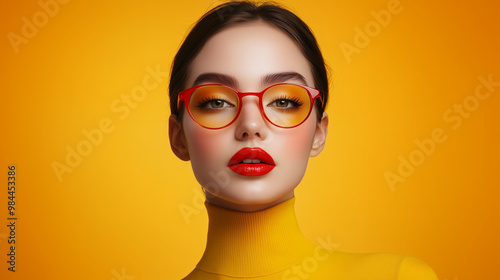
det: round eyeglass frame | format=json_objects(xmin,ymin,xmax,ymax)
[{"xmin": 176, "ymin": 83, "xmax": 323, "ymax": 129}]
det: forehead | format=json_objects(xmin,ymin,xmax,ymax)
[{"xmin": 186, "ymin": 21, "xmax": 314, "ymax": 90}]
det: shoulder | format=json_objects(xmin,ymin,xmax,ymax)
[
  {"xmin": 397, "ymin": 255, "xmax": 439, "ymax": 280},
  {"xmin": 322, "ymin": 251, "xmax": 438, "ymax": 280}
]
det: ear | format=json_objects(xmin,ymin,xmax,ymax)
[
  {"xmin": 169, "ymin": 114, "xmax": 190, "ymax": 161},
  {"xmin": 309, "ymin": 112, "xmax": 328, "ymax": 157}
]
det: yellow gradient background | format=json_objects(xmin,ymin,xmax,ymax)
[{"xmin": 1, "ymin": 0, "xmax": 499, "ymax": 279}]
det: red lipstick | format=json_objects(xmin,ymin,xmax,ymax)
[{"xmin": 228, "ymin": 147, "xmax": 275, "ymax": 176}]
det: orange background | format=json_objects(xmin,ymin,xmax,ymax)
[{"xmin": 1, "ymin": 0, "xmax": 499, "ymax": 279}]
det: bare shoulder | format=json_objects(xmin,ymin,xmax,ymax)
[{"xmin": 324, "ymin": 251, "xmax": 438, "ymax": 280}]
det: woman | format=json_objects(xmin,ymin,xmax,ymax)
[{"xmin": 169, "ymin": 1, "xmax": 438, "ymax": 279}]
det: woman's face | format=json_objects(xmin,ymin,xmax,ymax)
[{"xmin": 170, "ymin": 21, "xmax": 328, "ymax": 212}]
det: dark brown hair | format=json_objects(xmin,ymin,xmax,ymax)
[{"xmin": 169, "ymin": 1, "xmax": 329, "ymax": 121}]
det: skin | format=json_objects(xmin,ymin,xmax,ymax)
[{"xmin": 169, "ymin": 20, "xmax": 328, "ymax": 212}]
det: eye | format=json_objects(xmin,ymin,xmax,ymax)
[
  {"xmin": 268, "ymin": 95, "xmax": 303, "ymax": 109},
  {"xmin": 273, "ymin": 99, "xmax": 292, "ymax": 108},
  {"xmin": 197, "ymin": 97, "xmax": 234, "ymax": 109},
  {"xmin": 207, "ymin": 99, "xmax": 228, "ymax": 108}
]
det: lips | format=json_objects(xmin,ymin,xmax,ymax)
[{"xmin": 228, "ymin": 147, "xmax": 275, "ymax": 176}]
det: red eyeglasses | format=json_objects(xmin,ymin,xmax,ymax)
[{"xmin": 177, "ymin": 83, "xmax": 322, "ymax": 129}]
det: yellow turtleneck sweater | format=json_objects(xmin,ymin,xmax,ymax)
[{"xmin": 182, "ymin": 197, "xmax": 438, "ymax": 280}]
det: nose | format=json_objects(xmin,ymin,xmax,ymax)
[{"xmin": 234, "ymin": 96, "xmax": 268, "ymax": 141}]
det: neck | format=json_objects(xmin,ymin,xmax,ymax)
[
  {"xmin": 204, "ymin": 191, "xmax": 294, "ymax": 212},
  {"xmin": 196, "ymin": 196, "xmax": 317, "ymax": 277}
]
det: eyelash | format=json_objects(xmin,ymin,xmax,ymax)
[
  {"xmin": 196, "ymin": 96, "xmax": 234, "ymax": 108},
  {"xmin": 269, "ymin": 95, "xmax": 303, "ymax": 106}
]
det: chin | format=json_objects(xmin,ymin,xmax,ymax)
[{"xmin": 215, "ymin": 180, "xmax": 294, "ymax": 205}]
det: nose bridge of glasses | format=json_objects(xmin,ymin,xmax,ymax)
[
  {"xmin": 238, "ymin": 91, "xmax": 265, "ymax": 111},
  {"xmin": 235, "ymin": 94, "xmax": 267, "ymax": 124},
  {"xmin": 238, "ymin": 90, "xmax": 265, "ymax": 100},
  {"xmin": 234, "ymin": 95, "xmax": 270, "ymax": 137},
  {"xmin": 239, "ymin": 94, "xmax": 262, "ymax": 112}
]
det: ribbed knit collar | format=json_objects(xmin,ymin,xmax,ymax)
[{"xmin": 195, "ymin": 196, "xmax": 317, "ymax": 277}]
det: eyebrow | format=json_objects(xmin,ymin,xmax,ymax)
[
  {"xmin": 192, "ymin": 71, "xmax": 309, "ymax": 89},
  {"xmin": 192, "ymin": 73, "xmax": 238, "ymax": 88},
  {"xmin": 262, "ymin": 72, "xmax": 308, "ymax": 86}
]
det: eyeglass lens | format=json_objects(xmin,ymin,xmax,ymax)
[{"xmin": 188, "ymin": 84, "xmax": 312, "ymax": 128}]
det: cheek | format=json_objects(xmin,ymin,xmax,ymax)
[
  {"xmin": 182, "ymin": 117, "xmax": 231, "ymax": 168},
  {"xmin": 267, "ymin": 118, "xmax": 317, "ymax": 192},
  {"xmin": 278, "ymin": 118, "xmax": 317, "ymax": 159}
]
